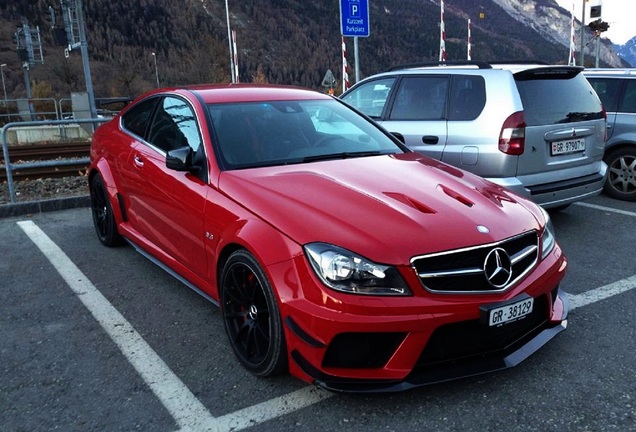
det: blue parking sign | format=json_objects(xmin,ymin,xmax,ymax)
[{"xmin": 340, "ymin": 0, "xmax": 370, "ymax": 37}]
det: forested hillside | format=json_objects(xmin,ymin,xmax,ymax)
[{"xmin": 0, "ymin": 0, "xmax": 591, "ymax": 100}]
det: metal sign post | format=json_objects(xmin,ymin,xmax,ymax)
[{"xmin": 339, "ymin": 0, "xmax": 370, "ymax": 84}]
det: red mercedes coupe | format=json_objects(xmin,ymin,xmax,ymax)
[{"xmin": 89, "ymin": 84, "xmax": 568, "ymax": 392}]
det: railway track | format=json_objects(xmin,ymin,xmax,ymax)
[{"xmin": 1, "ymin": 141, "xmax": 90, "ymax": 182}]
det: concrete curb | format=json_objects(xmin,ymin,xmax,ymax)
[{"xmin": 0, "ymin": 195, "xmax": 90, "ymax": 219}]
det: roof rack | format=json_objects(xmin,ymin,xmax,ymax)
[
  {"xmin": 488, "ymin": 60, "xmax": 549, "ymax": 65},
  {"xmin": 386, "ymin": 61, "xmax": 492, "ymax": 71},
  {"xmin": 386, "ymin": 60, "xmax": 556, "ymax": 72}
]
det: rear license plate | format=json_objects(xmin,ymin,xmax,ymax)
[
  {"xmin": 480, "ymin": 296, "xmax": 534, "ymax": 327},
  {"xmin": 551, "ymin": 138, "xmax": 585, "ymax": 156}
]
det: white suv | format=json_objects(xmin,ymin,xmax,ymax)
[{"xmin": 341, "ymin": 62, "xmax": 608, "ymax": 209}]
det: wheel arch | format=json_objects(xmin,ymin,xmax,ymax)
[
  {"xmin": 213, "ymin": 218, "xmax": 302, "ymax": 301},
  {"xmin": 89, "ymin": 160, "xmax": 126, "ymax": 225},
  {"xmin": 604, "ymin": 141, "xmax": 636, "ymax": 158}
]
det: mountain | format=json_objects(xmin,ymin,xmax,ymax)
[
  {"xmin": 615, "ymin": 38, "xmax": 636, "ymax": 67},
  {"xmin": 0, "ymin": 0, "xmax": 629, "ymax": 101}
]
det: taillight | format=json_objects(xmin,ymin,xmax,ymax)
[{"xmin": 499, "ymin": 111, "xmax": 526, "ymax": 155}]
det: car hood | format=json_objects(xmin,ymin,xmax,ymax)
[{"xmin": 219, "ymin": 153, "xmax": 542, "ymax": 265}]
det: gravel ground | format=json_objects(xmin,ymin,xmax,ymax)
[{"xmin": 0, "ymin": 176, "xmax": 89, "ymax": 205}]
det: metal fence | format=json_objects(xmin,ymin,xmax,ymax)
[
  {"xmin": 0, "ymin": 96, "xmax": 131, "ymax": 126},
  {"xmin": 0, "ymin": 98, "xmax": 61, "ymax": 124},
  {"xmin": 1, "ymin": 118, "xmax": 110, "ymax": 204}
]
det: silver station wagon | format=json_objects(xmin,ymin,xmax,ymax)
[{"xmin": 342, "ymin": 62, "xmax": 608, "ymax": 210}]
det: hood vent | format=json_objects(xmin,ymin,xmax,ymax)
[
  {"xmin": 437, "ymin": 185, "xmax": 474, "ymax": 207},
  {"xmin": 384, "ymin": 192, "xmax": 437, "ymax": 214}
]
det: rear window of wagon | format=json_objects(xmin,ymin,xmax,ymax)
[{"xmin": 516, "ymin": 73, "xmax": 604, "ymax": 126}]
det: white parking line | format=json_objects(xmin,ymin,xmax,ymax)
[
  {"xmin": 568, "ymin": 275, "xmax": 636, "ymax": 310},
  {"xmin": 17, "ymin": 221, "xmax": 218, "ymax": 432},
  {"xmin": 574, "ymin": 202, "xmax": 636, "ymax": 217},
  {"xmin": 18, "ymin": 219, "xmax": 333, "ymax": 432},
  {"xmin": 199, "ymin": 386, "xmax": 333, "ymax": 432},
  {"xmin": 16, "ymin": 219, "xmax": 635, "ymax": 432}
]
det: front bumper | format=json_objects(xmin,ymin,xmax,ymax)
[
  {"xmin": 301, "ymin": 288, "xmax": 568, "ymax": 393},
  {"xmin": 272, "ymin": 248, "xmax": 568, "ymax": 393}
]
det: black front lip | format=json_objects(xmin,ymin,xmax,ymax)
[{"xmin": 294, "ymin": 289, "xmax": 569, "ymax": 394}]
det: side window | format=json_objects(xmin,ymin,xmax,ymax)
[
  {"xmin": 619, "ymin": 80, "xmax": 636, "ymax": 114},
  {"xmin": 589, "ymin": 78, "xmax": 621, "ymax": 112},
  {"xmin": 121, "ymin": 97, "xmax": 159, "ymax": 138},
  {"xmin": 449, "ymin": 75, "xmax": 486, "ymax": 121},
  {"xmin": 341, "ymin": 78, "xmax": 395, "ymax": 118},
  {"xmin": 389, "ymin": 76, "xmax": 449, "ymax": 121},
  {"xmin": 147, "ymin": 96, "xmax": 202, "ymax": 154}
]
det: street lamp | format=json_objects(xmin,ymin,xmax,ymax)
[
  {"xmin": 1, "ymin": 64, "xmax": 7, "ymax": 106},
  {"xmin": 225, "ymin": 0, "xmax": 235, "ymax": 83},
  {"xmin": 0, "ymin": 63, "xmax": 9, "ymax": 121},
  {"xmin": 151, "ymin": 52, "xmax": 160, "ymax": 88}
]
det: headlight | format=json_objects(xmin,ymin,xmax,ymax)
[
  {"xmin": 540, "ymin": 208, "xmax": 556, "ymax": 259},
  {"xmin": 304, "ymin": 243, "xmax": 412, "ymax": 296}
]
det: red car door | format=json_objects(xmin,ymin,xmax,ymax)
[{"xmin": 123, "ymin": 96, "xmax": 209, "ymax": 284}]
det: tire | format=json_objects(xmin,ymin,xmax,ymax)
[
  {"xmin": 548, "ymin": 204, "xmax": 570, "ymax": 213},
  {"xmin": 220, "ymin": 250, "xmax": 287, "ymax": 377},
  {"xmin": 90, "ymin": 174, "xmax": 124, "ymax": 247},
  {"xmin": 603, "ymin": 146, "xmax": 636, "ymax": 201}
]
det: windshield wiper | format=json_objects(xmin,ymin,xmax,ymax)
[{"xmin": 303, "ymin": 150, "xmax": 382, "ymax": 163}]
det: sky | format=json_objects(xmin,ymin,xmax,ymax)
[{"xmin": 555, "ymin": 0, "xmax": 636, "ymax": 45}]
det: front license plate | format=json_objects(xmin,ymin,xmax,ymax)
[
  {"xmin": 551, "ymin": 138, "xmax": 585, "ymax": 156},
  {"xmin": 481, "ymin": 296, "xmax": 534, "ymax": 327}
]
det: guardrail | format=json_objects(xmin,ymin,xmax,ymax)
[{"xmin": 1, "ymin": 118, "xmax": 110, "ymax": 204}]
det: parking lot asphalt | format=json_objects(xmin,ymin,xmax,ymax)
[{"xmin": 1, "ymin": 194, "xmax": 635, "ymax": 432}]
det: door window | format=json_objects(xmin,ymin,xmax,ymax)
[
  {"xmin": 449, "ymin": 76, "xmax": 486, "ymax": 121},
  {"xmin": 121, "ymin": 97, "xmax": 159, "ymax": 138},
  {"xmin": 389, "ymin": 76, "xmax": 448, "ymax": 121},
  {"xmin": 588, "ymin": 78, "xmax": 622, "ymax": 112},
  {"xmin": 147, "ymin": 96, "xmax": 202, "ymax": 154},
  {"xmin": 619, "ymin": 80, "xmax": 636, "ymax": 114},
  {"xmin": 341, "ymin": 78, "xmax": 395, "ymax": 118}
]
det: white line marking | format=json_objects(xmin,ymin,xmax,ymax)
[
  {"xmin": 17, "ymin": 221, "xmax": 218, "ymax": 432},
  {"xmin": 574, "ymin": 202, "xmax": 636, "ymax": 217},
  {"xmin": 209, "ymin": 386, "xmax": 333, "ymax": 432},
  {"xmin": 568, "ymin": 274, "xmax": 636, "ymax": 310},
  {"xmin": 18, "ymin": 219, "xmax": 634, "ymax": 432}
]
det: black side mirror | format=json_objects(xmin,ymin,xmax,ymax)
[
  {"xmin": 166, "ymin": 146, "xmax": 196, "ymax": 172},
  {"xmin": 392, "ymin": 132, "xmax": 405, "ymax": 144}
]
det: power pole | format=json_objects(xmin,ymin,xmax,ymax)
[
  {"xmin": 58, "ymin": 0, "xmax": 97, "ymax": 119},
  {"xmin": 13, "ymin": 20, "xmax": 44, "ymax": 117}
]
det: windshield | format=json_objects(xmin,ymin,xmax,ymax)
[{"xmin": 207, "ymin": 99, "xmax": 405, "ymax": 169}]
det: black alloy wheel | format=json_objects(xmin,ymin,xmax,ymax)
[
  {"xmin": 90, "ymin": 174, "xmax": 124, "ymax": 246},
  {"xmin": 221, "ymin": 250, "xmax": 287, "ymax": 377},
  {"xmin": 604, "ymin": 146, "xmax": 636, "ymax": 201}
]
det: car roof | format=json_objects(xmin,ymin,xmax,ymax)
[
  {"xmin": 186, "ymin": 84, "xmax": 331, "ymax": 104},
  {"xmin": 362, "ymin": 63, "xmax": 582, "ymax": 79}
]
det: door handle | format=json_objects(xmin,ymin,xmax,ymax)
[
  {"xmin": 133, "ymin": 155, "xmax": 144, "ymax": 167},
  {"xmin": 422, "ymin": 135, "xmax": 439, "ymax": 145}
]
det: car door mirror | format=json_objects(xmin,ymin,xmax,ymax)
[
  {"xmin": 166, "ymin": 146, "xmax": 196, "ymax": 172},
  {"xmin": 391, "ymin": 132, "xmax": 405, "ymax": 143}
]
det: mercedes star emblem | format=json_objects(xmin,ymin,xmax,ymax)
[{"xmin": 484, "ymin": 247, "xmax": 513, "ymax": 288}]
